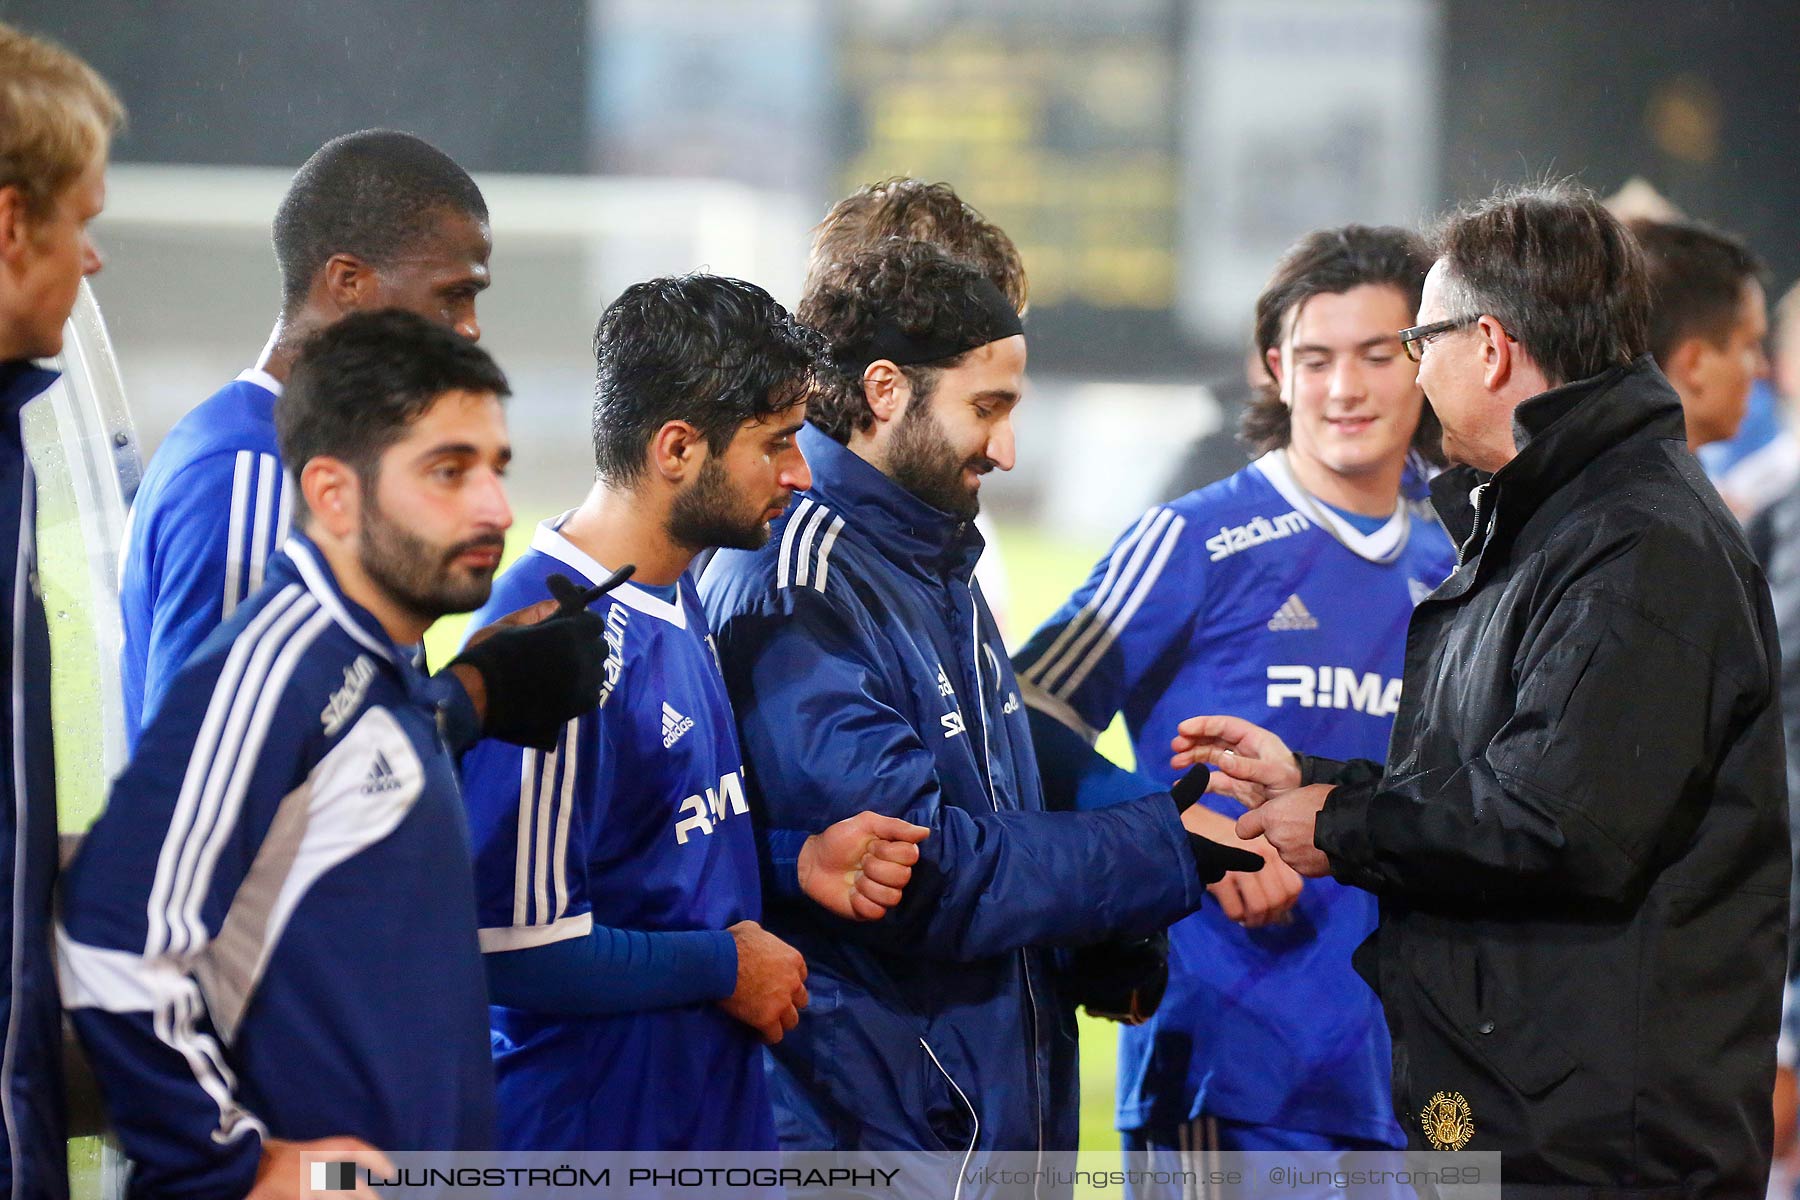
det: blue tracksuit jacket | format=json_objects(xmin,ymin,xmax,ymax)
[
  {"xmin": 60, "ymin": 534, "xmax": 494, "ymax": 1199},
  {"xmin": 700, "ymin": 424, "xmax": 1209, "ymax": 1158},
  {"xmin": 0, "ymin": 362, "xmax": 68, "ymax": 1200}
]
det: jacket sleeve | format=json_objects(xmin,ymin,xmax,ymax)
[
  {"xmin": 715, "ymin": 588, "xmax": 1207, "ymax": 962},
  {"xmin": 57, "ymin": 642, "xmax": 322, "ymax": 1199},
  {"xmin": 136, "ymin": 450, "xmax": 292, "ymax": 726},
  {"xmin": 1315, "ymin": 582, "xmax": 1761, "ymax": 902},
  {"xmin": 1013, "ymin": 504, "xmax": 1196, "ymax": 743}
]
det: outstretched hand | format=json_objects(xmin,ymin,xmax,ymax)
[
  {"xmin": 1235, "ymin": 785, "xmax": 1335, "ymax": 878},
  {"xmin": 1181, "ymin": 802, "xmax": 1304, "ymax": 927},
  {"xmin": 1170, "ymin": 714, "xmax": 1301, "ymax": 808},
  {"xmin": 798, "ymin": 812, "xmax": 931, "ymax": 921}
]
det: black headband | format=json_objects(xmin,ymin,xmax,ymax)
[{"xmin": 834, "ymin": 276, "xmax": 1024, "ymax": 376}]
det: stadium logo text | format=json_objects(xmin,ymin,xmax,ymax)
[
  {"xmin": 321, "ymin": 655, "xmax": 376, "ymax": 736},
  {"xmin": 1205, "ymin": 511, "xmax": 1310, "ymax": 562},
  {"xmin": 1267, "ymin": 665, "xmax": 1401, "ymax": 716},
  {"xmin": 674, "ymin": 769, "xmax": 749, "ymax": 844},
  {"xmin": 598, "ymin": 603, "xmax": 627, "ymax": 709}
]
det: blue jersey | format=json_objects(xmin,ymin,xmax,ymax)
[
  {"xmin": 60, "ymin": 535, "xmax": 494, "ymax": 1199},
  {"xmin": 120, "ymin": 369, "xmax": 293, "ymax": 745},
  {"xmin": 1015, "ymin": 451, "xmax": 1455, "ymax": 1145},
  {"xmin": 458, "ymin": 516, "xmax": 772, "ymax": 1151}
]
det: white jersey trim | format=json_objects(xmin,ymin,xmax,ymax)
[
  {"xmin": 1252, "ymin": 450, "xmax": 1410, "ymax": 564},
  {"xmin": 222, "ymin": 451, "xmax": 253, "ymax": 620},
  {"xmin": 145, "ymin": 585, "xmax": 330, "ymax": 959},
  {"xmin": 62, "ymin": 936, "xmax": 269, "ymax": 1146},
  {"xmin": 1020, "ymin": 679, "xmax": 1102, "ymax": 745},
  {"xmin": 512, "ymin": 717, "xmax": 582, "ymax": 933},
  {"xmin": 233, "ymin": 367, "xmax": 284, "ymax": 398},
  {"xmin": 1, "ymin": 465, "xmax": 29, "ymax": 1178},
  {"xmin": 920, "ymin": 1037, "xmax": 980, "ymax": 1195},
  {"xmin": 284, "ymin": 538, "xmax": 397, "ymax": 662},
  {"xmin": 197, "ymin": 706, "xmax": 427, "ymax": 1044},
  {"xmin": 213, "ymin": 372, "xmax": 288, "ymax": 624},
  {"xmin": 479, "ymin": 911, "xmax": 594, "ymax": 954},
  {"xmin": 56, "ymin": 934, "xmax": 160, "ymax": 1012},
  {"xmin": 1023, "ymin": 507, "xmax": 1186, "ymax": 700},
  {"xmin": 246, "ymin": 453, "xmax": 279, "ymax": 599},
  {"xmin": 531, "ymin": 513, "xmax": 687, "ymax": 628}
]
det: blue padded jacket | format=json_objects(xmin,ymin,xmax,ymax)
[{"xmin": 700, "ymin": 425, "xmax": 1209, "ymax": 1158}]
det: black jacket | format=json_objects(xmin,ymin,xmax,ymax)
[{"xmin": 1312, "ymin": 357, "xmax": 1787, "ymax": 1195}]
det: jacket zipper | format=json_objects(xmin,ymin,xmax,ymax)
[
  {"xmin": 920, "ymin": 1036, "xmax": 980, "ymax": 1199},
  {"xmin": 966, "ymin": 586, "xmax": 1043, "ymax": 1188},
  {"xmin": 1458, "ymin": 482, "xmax": 1493, "ymax": 567}
]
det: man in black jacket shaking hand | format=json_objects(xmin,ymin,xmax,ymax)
[{"xmin": 1186, "ymin": 183, "xmax": 1788, "ymax": 1194}]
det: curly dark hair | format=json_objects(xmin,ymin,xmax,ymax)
[
  {"xmin": 1241, "ymin": 224, "xmax": 1440, "ymax": 460},
  {"xmin": 805, "ymin": 178, "xmax": 1028, "ymax": 314},
  {"xmin": 591, "ymin": 273, "xmax": 827, "ymax": 484},
  {"xmin": 799, "ymin": 238, "xmax": 1019, "ymax": 445}
]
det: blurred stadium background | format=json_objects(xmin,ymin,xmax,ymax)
[{"xmin": 12, "ymin": 0, "xmax": 1800, "ymax": 1181}]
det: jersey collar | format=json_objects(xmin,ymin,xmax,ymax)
[
  {"xmin": 235, "ymin": 366, "xmax": 284, "ymax": 397},
  {"xmin": 278, "ymin": 532, "xmax": 407, "ymax": 666},
  {"xmin": 1253, "ymin": 449, "xmax": 1412, "ymax": 564},
  {"xmin": 530, "ymin": 513, "xmax": 688, "ymax": 628}
]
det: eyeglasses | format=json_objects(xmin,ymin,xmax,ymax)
[{"xmin": 1398, "ymin": 315, "xmax": 1478, "ymax": 363}]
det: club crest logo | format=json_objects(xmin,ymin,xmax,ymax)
[{"xmin": 1421, "ymin": 1090, "xmax": 1474, "ymax": 1150}]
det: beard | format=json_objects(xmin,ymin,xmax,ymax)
[
  {"xmin": 359, "ymin": 497, "xmax": 504, "ymax": 625},
  {"xmin": 888, "ymin": 396, "xmax": 991, "ymax": 519},
  {"xmin": 666, "ymin": 455, "xmax": 778, "ymax": 553}
]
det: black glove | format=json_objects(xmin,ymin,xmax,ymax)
[
  {"xmin": 1066, "ymin": 932, "xmax": 1169, "ymax": 1025},
  {"xmin": 448, "ymin": 567, "xmax": 633, "ymax": 751},
  {"xmin": 1067, "ymin": 768, "xmax": 1262, "ymax": 1025},
  {"xmin": 1169, "ymin": 765, "xmax": 1267, "ymax": 884}
]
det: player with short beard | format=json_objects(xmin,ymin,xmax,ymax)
[
  {"xmin": 806, "ymin": 179, "xmax": 1176, "ymax": 1035},
  {"xmin": 456, "ymin": 273, "xmax": 930, "ymax": 1152},
  {"xmin": 355, "ymin": 488, "xmax": 506, "ymax": 617},
  {"xmin": 62, "ymin": 310, "xmax": 608, "ymax": 1199},
  {"xmin": 879, "ymin": 375, "xmax": 997, "ymax": 518}
]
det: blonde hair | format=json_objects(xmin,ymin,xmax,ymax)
[{"xmin": 0, "ymin": 22, "xmax": 123, "ymax": 218}]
